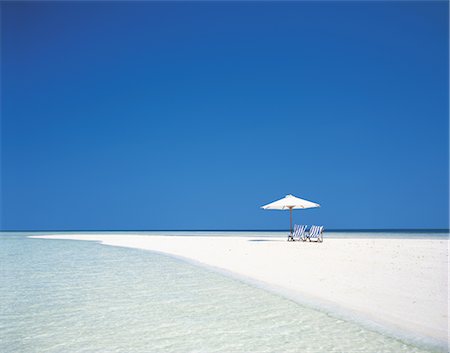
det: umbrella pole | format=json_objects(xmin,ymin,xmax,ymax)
[{"xmin": 289, "ymin": 207, "xmax": 293, "ymax": 235}]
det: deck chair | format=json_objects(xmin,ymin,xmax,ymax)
[
  {"xmin": 309, "ymin": 226, "xmax": 324, "ymax": 242},
  {"xmin": 288, "ymin": 225, "xmax": 297, "ymax": 241},
  {"xmin": 293, "ymin": 225, "xmax": 307, "ymax": 241},
  {"xmin": 288, "ymin": 224, "xmax": 298, "ymax": 241},
  {"xmin": 307, "ymin": 225, "xmax": 316, "ymax": 241}
]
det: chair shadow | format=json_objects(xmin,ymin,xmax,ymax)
[{"xmin": 248, "ymin": 239, "xmax": 283, "ymax": 242}]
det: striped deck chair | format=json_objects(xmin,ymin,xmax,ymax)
[
  {"xmin": 293, "ymin": 225, "xmax": 307, "ymax": 241},
  {"xmin": 288, "ymin": 225, "xmax": 297, "ymax": 241},
  {"xmin": 307, "ymin": 225, "xmax": 316, "ymax": 241},
  {"xmin": 288, "ymin": 224, "xmax": 298, "ymax": 241},
  {"xmin": 300, "ymin": 226, "xmax": 310, "ymax": 241},
  {"xmin": 309, "ymin": 226, "xmax": 324, "ymax": 242}
]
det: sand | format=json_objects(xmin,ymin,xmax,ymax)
[{"xmin": 31, "ymin": 234, "xmax": 448, "ymax": 348}]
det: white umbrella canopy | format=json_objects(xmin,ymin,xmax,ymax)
[
  {"xmin": 261, "ymin": 194, "xmax": 320, "ymax": 210},
  {"xmin": 261, "ymin": 194, "xmax": 320, "ymax": 236}
]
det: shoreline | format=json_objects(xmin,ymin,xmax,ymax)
[{"xmin": 30, "ymin": 234, "xmax": 449, "ymax": 351}]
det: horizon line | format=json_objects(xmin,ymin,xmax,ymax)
[{"xmin": 1, "ymin": 228, "xmax": 449, "ymax": 233}]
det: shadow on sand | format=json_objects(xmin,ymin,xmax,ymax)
[{"xmin": 248, "ymin": 239, "xmax": 284, "ymax": 242}]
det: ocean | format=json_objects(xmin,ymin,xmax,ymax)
[{"xmin": 1, "ymin": 231, "xmax": 446, "ymax": 353}]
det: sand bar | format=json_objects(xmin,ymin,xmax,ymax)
[{"xmin": 32, "ymin": 234, "xmax": 448, "ymax": 348}]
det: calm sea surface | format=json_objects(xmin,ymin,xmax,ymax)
[{"xmin": 1, "ymin": 232, "xmax": 446, "ymax": 353}]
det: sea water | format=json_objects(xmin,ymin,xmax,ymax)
[{"xmin": 0, "ymin": 232, "xmax": 446, "ymax": 353}]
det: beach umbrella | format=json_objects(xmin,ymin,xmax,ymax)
[{"xmin": 261, "ymin": 194, "xmax": 320, "ymax": 236}]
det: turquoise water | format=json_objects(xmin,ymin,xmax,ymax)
[{"xmin": 0, "ymin": 232, "xmax": 444, "ymax": 353}]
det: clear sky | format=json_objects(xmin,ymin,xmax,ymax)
[{"xmin": 1, "ymin": 1, "xmax": 448, "ymax": 231}]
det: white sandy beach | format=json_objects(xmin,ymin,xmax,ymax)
[{"xmin": 32, "ymin": 234, "xmax": 449, "ymax": 348}]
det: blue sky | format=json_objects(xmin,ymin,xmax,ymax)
[{"xmin": 1, "ymin": 1, "xmax": 448, "ymax": 230}]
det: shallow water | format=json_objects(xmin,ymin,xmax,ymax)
[{"xmin": 0, "ymin": 233, "xmax": 443, "ymax": 352}]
